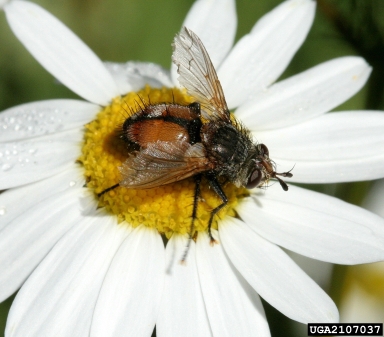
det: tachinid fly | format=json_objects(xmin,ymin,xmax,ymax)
[{"xmin": 99, "ymin": 27, "xmax": 293, "ymax": 259}]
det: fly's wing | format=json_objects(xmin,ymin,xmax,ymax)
[
  {"xmin": 172, "ymin": 27, "xmax": 230, "ymax": 123},
  {"xmin": 119, "ymin": 141, "xmax": 212, "ymax": 188}
]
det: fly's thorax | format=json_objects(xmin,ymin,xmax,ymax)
[{"xmin": 201, "ymin": 121, "xmax": 254, "ymax": 184}]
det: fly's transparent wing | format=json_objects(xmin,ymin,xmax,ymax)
[
  {"xmin": 119, "ymin": 141, "xmax": 212, "ymax": 188},
  {"xmin": 172, "ymin": 27, "xmax": 230, "ymax": 122}
]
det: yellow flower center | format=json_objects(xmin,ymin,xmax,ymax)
[{"xmin": 79, "ymin": 86, "xmax": 248, "ymax": 238}]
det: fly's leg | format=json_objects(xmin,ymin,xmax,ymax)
[
  {"xmin": 206, "ymin": 172, "xmax": 228, "ymax": 244},
  {"xmin": 98, "ymin": 183, "xmax": 120, "ymax": 197},
  {"xmin": 181, "ymin": 173, "xmax": 202, "ymax": 262}
]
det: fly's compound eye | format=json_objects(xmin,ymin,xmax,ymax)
[
  {"xmin": 246, "ymin": 168, "xmax": 263, "ymax": 189},
  {"xmin": 259, "ymin": 144, "xmax": 269, "ymax": 157}
]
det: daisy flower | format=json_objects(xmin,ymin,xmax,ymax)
[{"xmin": 1, "ymin": 0, "xmax": 384, "ymax": 336}]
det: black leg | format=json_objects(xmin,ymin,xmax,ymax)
[
  {"xmin": 98, "ymin": 183, "xmax": 120, "ymax": 197},
  {"xmin": 181, "ymin": 174, "xmax": 202, "ymax": 262},
  {"xmin": 206, "ymin": 172, "xmax": 228, "ymax": 244}
]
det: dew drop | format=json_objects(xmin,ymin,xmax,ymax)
[
  {"xmin": 0, "ymin": 207, "xmax": 6, "ymax": 216},
  {"xmin": 2, "ymin": 163, "xmax": 12, "ymax": 171},
  {"xmin": 69, "ymin": 181, "xmax": 77, "ymax": 187}
]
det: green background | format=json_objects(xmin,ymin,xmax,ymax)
[{"xmin": 1, "ymin": 0, "xmax": 384, "ymax": 336}]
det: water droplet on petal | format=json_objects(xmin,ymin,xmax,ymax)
[
  {"xmin": 69, "ymin": 181, "xmax": 77, "ymax": 187},
  {"xmin": 0, "ymin": 207, "xmax": 6, "ymax": 215},
  {"xmin": 1, "ymin": 163, "xmax": 12, "ymax": 171}
]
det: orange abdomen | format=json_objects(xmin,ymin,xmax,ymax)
[
  {"xmin": 121, "ymin": 103, "xmax": 201, "ymax": 149},
  {"xmin": 126, "ymin": 119, "xmax": 190, "ymax": 146}
]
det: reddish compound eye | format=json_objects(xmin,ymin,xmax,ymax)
[
  {"xmin": 246, "ymin": 168, "xmax": 263, "ymax": 189},
  {"xmin": 259, "ymin": 143, "xmax": 269, "ymax": 157}
]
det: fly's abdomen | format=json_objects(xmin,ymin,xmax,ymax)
[{"xmin": 121, "ymin": 103, "xmax": 202, "ymax": 149}]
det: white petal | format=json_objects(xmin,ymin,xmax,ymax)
[
  {"xmin": 256, "ymin": 111, "xmax": 384, "ymax": 183},
  {"xmin": 0, "ymin": 129, "xmax": 81, "ymax": 189},
  {"xmin": 219, "ymin": 0, "xmax": 316, "ymax": 109},
  {"xmin": 91, "ymin": 226, "xmax": 164, "ymax": 337},
  {"xmin": 0, "ymin": 99, "xmax": 99, "ymax": 142},
  {"xmin": 220, "ymin": 217, "xmax": 339, "ymax": 323},
  {"xmin": 274, "ymin": 156, "xmax": 384, "ymax": 184},
  {"xmin": 238, "ymin": 57, "xmax": 371, "ymax": 130},
  {"xmin": 171, "ymin": 0, "xmax": 237, "ymax": 85},
  {"xmin": 238, "ymin": 184, "xmax": 384, "ymax": 264},
  {"xmin": 0, "ymin": 189, "xmax": 95, "ymax": 302},
  {"xmin": 196, "ymin": 231, "xmax": 270, "ymax": 337},
  {"xmin": 4, "ymin": 1, "xmax": 118, "ymax": 105},
  {"xmin": 363, "ymin": 179, "xmax": 384, "ymax": 218},
  {"xmin": 0, "ymin": 163, "xmax": 83, "ymax": 232},
  {"xmin": 287, "ymin": 251, "xmax": 333, "ymax": 289},
  {"xmin": 105, "ymin": 61, "xmax": 173, "ymax": 95},
  {"xmin": 0, "ymin": 0, "xmax": 8, "ymax": 9},
  {"xmin": 6, "ymin": 213, "xmax": 128, "ymax": 337},
  {"xmin": 157, "ymin": 235, "xmax": 212, "ymax": 337}
]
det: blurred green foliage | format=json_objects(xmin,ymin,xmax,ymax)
[{"xmin": 1, "ymin": 1, "xmax": 384, "ymax": 336}]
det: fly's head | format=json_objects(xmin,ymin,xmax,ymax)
[{"xmin": 245, "ymin": 144, "xmax": 293, "ymax": 191}]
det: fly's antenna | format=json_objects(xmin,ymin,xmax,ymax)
[
  {"xmin": 276, "ymin": 164, "xmax": 295, "ymax": 178},
  {"xmin": 275, "ymin": 176, "xmax": 289, "ymax": 191},
  {"xmin": 274, "ymin": 164, "xmax": 295, "ymax": 191}
]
